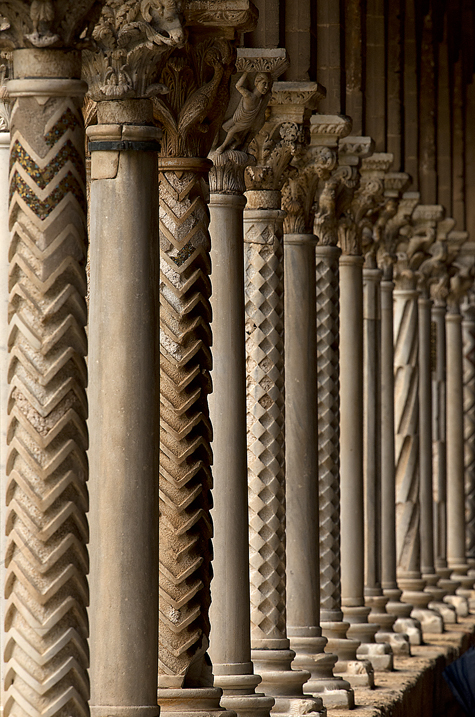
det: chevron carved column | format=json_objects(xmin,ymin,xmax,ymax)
[
  {"xmin": 0, "ymin": 5, "xmax": 105, "ymax": 716},
  {"xmin": 153, "ymin": 12, "xmax": 254, "ymax": 716},
  {"xmin": 244, "ymin": 86, "xmax": 325, "ymax": 717}
]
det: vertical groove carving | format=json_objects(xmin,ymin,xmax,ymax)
[
  {"xmin": 463, "ymin": 318, "xmax": 475, "ymax": 559},
  {"xmin": 316, "ymin": 252, "xmax": 342, "ymax": 615},
  {"xmin": 5, "ymin": 97, "xmax": 89, "ymax": 717},
  {"xmin": 245, "ymin": 220, "xmax": 286, "ymax": 646},
  {"xmin": 158, "ymin": 167, "xmax": 213, "ymax": 684},
  {"xmin": 393, "ymin": 292, "xmax": 420, "ymax": 576}
]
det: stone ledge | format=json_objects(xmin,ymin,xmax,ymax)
[{"xmin": 329, "ymin": 617, "xmax": 475, "ymax": 716}]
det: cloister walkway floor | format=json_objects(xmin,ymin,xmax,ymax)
[{"xmin": 329, "ymin": 617, "xmax": 475, "ymax": 717}]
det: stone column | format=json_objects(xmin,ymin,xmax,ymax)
[
  {"xmin": 338, "ymin": 143, "xmax": 393, "ymax": 673},
  {"xmin": 362, "ymin": 170, "xmax": 413, "ymax": 656},
  {"xmin": 244, "ymin": 84, "xmax": 325, "ymax": 717},
  {"xmin": 0, "ymin": 55, "xmax": 10, "ymax": 717},
  {"xmin": 0, "ymin": 6, "xmax": 99, "ymax": 715},
  {"xmin": 417, "ymin": 233, "xmax": 457, "ymax": 625},
  {"xmin": 282, "ymin": 117, "xmax": 354, "ymax": 708},
  {"xmin": 152, "ymin": 13, "xmax": 253, "ymax": 716},
  {"xmin": 446, "ymin": 264, "xmax": 475, "ymax": 604},
  {"xmin": 208, "ymin": 48, "xmax": 288, "ymax": 717},
  {"xmin": 312, "ymin": 118, "xmax": 369, "ymax": 695},
  {"xmin": 393, "ymin": 205, "xmax": 444, "ymax": 634},
  {"xmin": 83, "ymin": 7, "xmax": 185, "ymax": 716},
  {"xmin": 462, "ymin": 291, "xmax": 475, "ymax": 580},
  {"xmin": 378, "ymin": 190, "xmax": 422, "ymax": 646}
]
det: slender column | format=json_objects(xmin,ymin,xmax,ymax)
[
  {"xmin": 208, "ymin": 48, "xmax": 288, "ymax": 717},
  {"xmin": 0, "ymin": 57, "xmax": 10, "ymax": 717},
  {"xmin": 0, "ymin": 17, "xmax": 94, "ymax": 714},
  {"xmin": 282, "ymin": 121, "xmax": 354, "ymax": 708},
  {"xmin": 446, "ymin": 278, "xmax": 475, "ymax": 602},
  {"xmin": 393, "ymin": 206, "xmax": 444, "ymax": 634},
  {"xmin": 313, "ymin": 134, "xmax": 375, "ymax": 690},
  {"xmin": 418, "ymin": 262, "xmax": 456, "ymax": 625},
  {"xmin": 338, "ymin": 146, "xmax": 394, "ymax": 675},
  {"xmin": 152, "ymin": 21, "xmax": 251, "ymax": 717},
  {"xmin": 462, "ymin": 294, "xmax": 475, "ymax": 577},
  {"xmin": 378, "ymin": 190, "xmax": 422, "ymax": 646},
  {"xmin": 84, "ymin": 6, "xmax": 186, "ymax": 714},
  {"xmin": 386, "ymin": 0, "xmax": 403, "ymax": 169},
  {"xmin": 244, "ymin": 86, "xmax": 325, "ymax": 717}
]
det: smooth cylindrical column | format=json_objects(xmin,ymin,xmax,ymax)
[
  {"xmin": 285, "ymin": 234, "xmax": 352, "ymax": 707},
  {"xmin": 363, "ymin": 264, "xmax": 399, "ymax": 663},
  {"xmin": 0, "ymin": 129, "xmax": 9, "ymax": 717},
  {"xmin": 244, "ymin": 195, "xmax": 324, "ymax": 717},
  {"xmin": 419, "ymin": 296, "xmax": 454, "ymax": 623},
  {"xmin": 88, "ymin": 113, "xmax": 160, "ymax": 717},
  {"xmin": 5, "ymin": 50, "xmax": 91, "ymax": 717},
  {"xmin": 381, "ymin": 278, "xmax": 420, "ymax": 645},
  {"xmin": 340, "ymin": 254, "xmax": 382, "ymax": 663},
  {"xmin": 393, "ymin": 286, "xmax": 443, "ymax": 633},
  {"xmin": 209, "ymin": 190, "xmax": 273, "ymax": 717},
  {"xmin": 446, "ymin": 309, "xmax": 474, "ymax": 598}
]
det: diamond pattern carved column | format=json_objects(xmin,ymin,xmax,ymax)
[{"xmin": 245, "ymin": 84, "xmax": 325, "ymax": 717}]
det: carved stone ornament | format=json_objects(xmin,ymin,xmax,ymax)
[
  {"xmin": 82, "ymin": 0, "xmax": 185, "ymax": 101},
  {"xmin": 185, "ymin": 0, "xmax": 258, "ymax": 34},
  {"xmin": 447, "ymin": 236, "xmax": 474, "ymax": 313},
  {"xmin": 310, "ymin": 113, "xmax": 353, "ymax": 145},
  {"xmin": 313, "ymin": 164, "xmax": 359, "ymax": 247},
  {"xmin": 376, "ymin": 191, "xmax": 419, "ymax": 280},
  {"xmin": 393, "ymin": 204, "xmax": 443, "ymax": 290},
  {"xmin": 0, "ymin": 49, "xmax": 11, "ymax": 130},
  {"xmin": 282, "ymin": 145, "xmax": 338, "ymax": 234},
  {"xmin": 0, "ymin": 0, "xmax": 104, "ymax": 48},
  {"xmin": 152, "ymin": 37, "xmax": 235, "ymax": 158}
]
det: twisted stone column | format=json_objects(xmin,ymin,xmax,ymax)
[
  {"xmin": 153, "ymin": 26, "xmax": 249, "ymax": 717},
  {"xmin": 244, "ymin": 192, "xmax": 324, "ymax": 717},
  {"xmin": 3, "ymin": 38, "xmax": 92, "ymax": 717},
  {"xmin": 463, "ymin": 295, "xmax": 475, "ymax": 578}
]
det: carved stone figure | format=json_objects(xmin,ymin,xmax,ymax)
[{"xmin": 215, "ymin": 71, "xmax": 271, "ymax": 154}]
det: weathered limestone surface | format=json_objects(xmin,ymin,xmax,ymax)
[
  {"xmin": 463, "ymin": 292, "xmax": 475, "ymax": 572},
  {"xmin": 2, "ymin": 43, "xmax": 91, "ymax": 717}
]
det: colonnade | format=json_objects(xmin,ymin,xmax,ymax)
[{"xmin": 0, "ymin": 1, "xmax": 474, "ymax": 717}]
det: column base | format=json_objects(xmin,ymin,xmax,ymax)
[
  {"xmin": 423, "ymin": 575, "xmax": 457, "ymax": 623},
  {"xmin": 444, "ymin": 594, "xmax": 470, "ymax": 617},
  {"xmin": 366, "ymin": 594, "xmax": 406, "ymax": 653},
  {"xmin": 214, "ymin": 674, "xmax": 274, "ymax": 717},
  {"xmin": 356, "ymin": 641, "xmax": 393, "ymax": 672},
  {"xmin": 383, "ymin": 587, "xmax": 422, "ymax": 645},
  {"xmin": 427, "ymin": 600, "xmax": 457, "ymax": 624},
  {"xmin": 92, "ymin": 708, "xmax": 160, "ymax": 717},
  {"xmin": 157, "ymin": 688, "xmax": 235, "ymax": 717},
  {"xmin": 343, "ymin": 605, "xmax": 380, "ymax": 644},
  {"xmin": 436, "ymin": 566, "xmax": 461, "ymax": 595},
  {"xmin": 251, "ymin": 649, "xmax": 325, "ymax": 715},
  {"xmin": 321, "ymin": 620, "xmax": 373, "ymax": 688},
  {"xmin": 290, "ymin": 636, "xmax": 354, "ymax": 709},
  {"xmin": 398, "ymin": 577, "xmax": 444, "ymax": 633}
]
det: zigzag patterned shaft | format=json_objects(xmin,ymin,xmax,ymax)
[
  {"xmin": 5, "ymin": 96, "xmax": 89, "ymax": 717},
  {"xmin": 159, "ymin": 169, "xmax": 213, "ymax": 682},
  {"xmin": 315, "ymin": 252, "xmax": 342, "ymax": 616},
  {"xmin": 463, "ymin": 318, "xmax": 475, "ymax": 559},
  {"xmin": 393, "ymin": 290, "xmax": 421, "ymax": 577},
  {"xmin": 244, "ymin": 219, "xmax": 286, "ymax": 646}
]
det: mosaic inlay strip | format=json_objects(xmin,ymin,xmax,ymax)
[
  {"xmin": 10, "ymin": 139, "xmax": 84, "ymax": 189},
  {"xmin": 44, "ymin": 107, "xmax": 80, "ymax": 148},
  {"xmin": 10, "ymin": 172, "xmax": 86, "ymax": 218}
]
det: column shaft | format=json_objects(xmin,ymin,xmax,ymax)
[
  {"xmin": 88, "ymin": 131, "xmax": 159, "ymax": 716},
  {"xmin": 463, "ymin": 307, "xmax": 475, "ymax": 568},
  {"xmin": 419, "ymin": 297, "xmax": 435, "ymax": 578}
]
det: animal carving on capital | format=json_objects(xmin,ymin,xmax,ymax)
[{"xmin": 83, "ymin": 0, "xmax": 185, "ymax": 100}]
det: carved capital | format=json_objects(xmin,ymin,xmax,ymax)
[
  {"xmin": 245, "ymin": 82, "xmax": 322, "ymax": 192},
  {"xmin": 152, "ymin": 37, "xmax": 235, "ymax": 157},
  {"xmin": 83, "ymin": 0, "xmax": 185, "ymax": 101},
  {"xmin": 208, "ymin": 147, "xmax": 248, "ymax": 193},
  {"xmin": 281, "ymin": 144, "xmax": 338, "ymax": 234},
  {"xmin": 314, "ymin": 164, "xmax": 358, "ymax": 247},
  {"xmin": 0, "ymin": 50, "xmax": 11, "ymax": 129},
  {"xmin": 310, "ymin": 113, "xmax": 352, "ymax": 147},
  {"xmin": 447, "ymin": 234, "xmax": 473, "ymax": 313},
  {"xmin": 393, "ymin": 203, "xmax": 442, "ymax": 290},
  {"xmin": 212, "ymin": 47, "xmax": 287, "ymax": 157},
  {"xmin": 0, "ymin": 0, "xmax": 104, "ymax": 49},
  {"xmin": 378, "ymin": 191, "xmax": 419, "ymax": 280},
  {"xmin": 338, "ymin": 135, "xmax": 374, "ymax": 165},
  {"xmin": 338, "ymin": 171, "xmax": 385, "ymax": 256},
  {"xmin": 185, "ymin": 0, "xmax": 258, "ymax": 34}
]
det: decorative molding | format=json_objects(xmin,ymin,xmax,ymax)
[
  {"xmin": 235, "ymin": 47, "xmax": 289, "ymax": 78},
  {"xmin": 270, "ymin": 80, "xmax": 325, "ymax": 109},
  {"xmin": 208, "ymin": 147, "xmax": 248, "ymax": 193},
  {"xmin": 0, "ymin": 0, "xmax": 104, "ymax": 48},
  {"xmin": 310, "ymin": 114, "xmax": 352, "ymax": 146},
  {"xmin": 83, "ymin": 0, "xmax": 184, "ymax": 101},
  {"xmin": 185, "ymin": 0, "xmax": 257, "ymax": 33}
]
